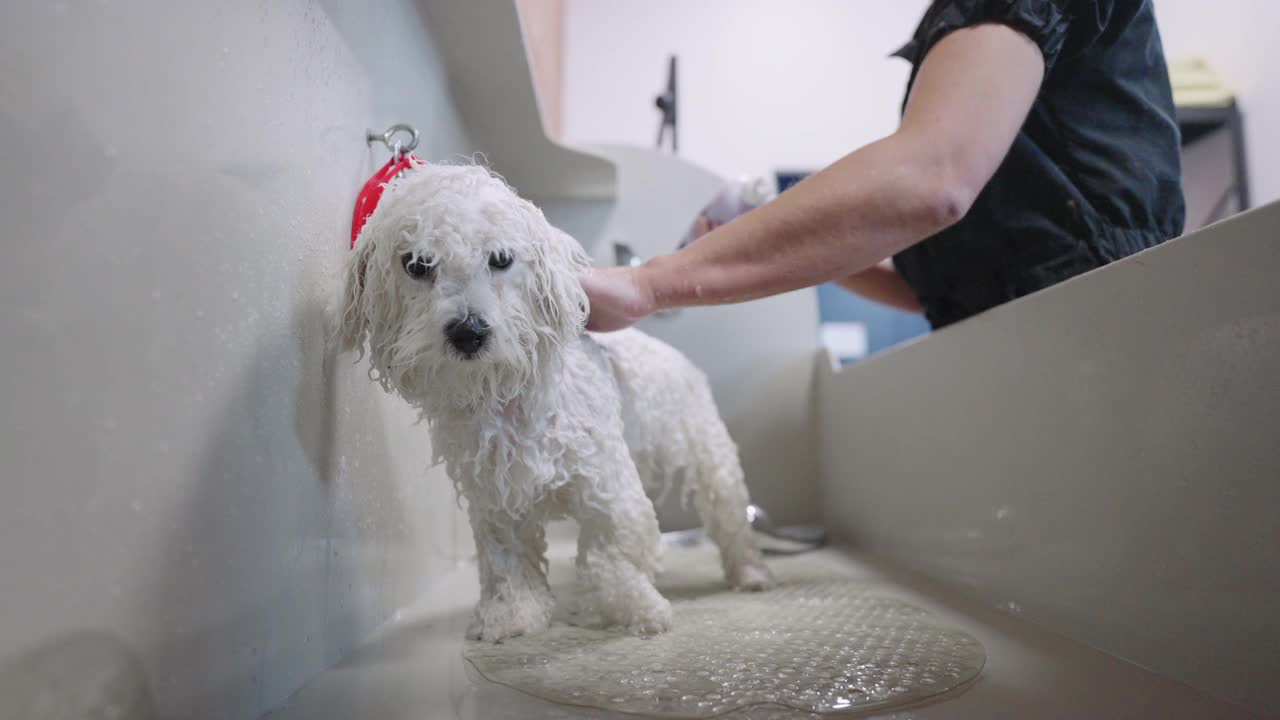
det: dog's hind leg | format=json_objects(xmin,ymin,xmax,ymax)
[
  {"xmin": 466, "ymin": 507, "xmax": 556, "ymax": 642},
  {"xmin": 685, "ymin": 419, "xmax": 775, "ymax": 591},
  {"xmin": 570, "ymin": 459, "xmax": 672, "ymax": 635}
]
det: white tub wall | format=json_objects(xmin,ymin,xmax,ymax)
[
  {"xmin": 814, "ymin": 203, "xmax": 1280, "ymax": 716},
  {"xmin": 0, "ymin": 2, "xmax": 477, "ymax": 718}
]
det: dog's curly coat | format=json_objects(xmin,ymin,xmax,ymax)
[{"xmin": 337, "ymin": 161, "xmax": 773, "ymax": 642}]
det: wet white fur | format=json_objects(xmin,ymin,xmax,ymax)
[{"xmin": 337, "ymin": 161, "xmax": 772, "ymax": 642}]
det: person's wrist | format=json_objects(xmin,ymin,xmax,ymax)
[{"xmin": 634, "ymin": 257, "xmax": 665, "ymax": 315}]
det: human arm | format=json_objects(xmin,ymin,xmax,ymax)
[
  {"xmin": 582, "ymin": 22, "xmax": 1045, "ymax": 331},
  {"xmin": 836, "ymin": 260, "xmax": 922, "ymax": 313}
]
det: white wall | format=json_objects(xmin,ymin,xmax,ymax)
[
  {"xmin": 565, "ymin": 0, "xmax": 1278, "ymax": 205},
  {"xmin": 1154, "ymin": 0, "xmax": 1280, "ymax": 206},
  {"xmin": 0, "ymin": 2, "xmax": 475, "ymax": 718},
  {"xmin": 564, "ymin": 0, "xmax": 928, "ymax": 181}
]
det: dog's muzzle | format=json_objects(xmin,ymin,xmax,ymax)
[{"xmin": 445, "ymin": 315, "xmax": 490, "ymax": 358}]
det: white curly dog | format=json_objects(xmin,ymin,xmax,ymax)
[{"xmin": 337, "ymin": 161, "xmax": 773, "ymax": 642}]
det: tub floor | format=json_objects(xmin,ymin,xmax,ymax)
[{"xmin": 265, "ymin": 532, "xmax": 1252, "ymax": 719}]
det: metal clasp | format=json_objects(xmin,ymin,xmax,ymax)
[{"xmin": 366, "ymin": 123, "xmax": 420, "ymax": 163}]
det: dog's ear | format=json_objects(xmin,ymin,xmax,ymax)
[
  {"xmin": 337, "ymin": 232, "xmax": 378, "ymax": 354},
  {"xmin": 526, "ymin": 207, "xmax": 590, "ymax": 340}
]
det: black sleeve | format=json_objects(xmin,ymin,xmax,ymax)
[{"xmin": 912, "ymin": 0, "xmax": 1118, "ymax": 75}]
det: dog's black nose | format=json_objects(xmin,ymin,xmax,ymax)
[{"xmin": 445, "ymin": 316, "xmax": 489, "ymax": 356}]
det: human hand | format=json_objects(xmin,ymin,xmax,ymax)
[{"xmin": 579, "ymin": 265, "xmax": 658, "ymax": 332}]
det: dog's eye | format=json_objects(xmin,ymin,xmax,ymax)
[
  {"xmin": 401, "ymin": 252, "xmax": 434, "ymax": 280},
  {"xmin": 488, "ymin": 250, "xmax": 514, "ymax": 271}
]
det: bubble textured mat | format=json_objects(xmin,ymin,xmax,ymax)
[{"xmin": 464, "ymin": 546, "xmax": 985, "ymax": 717}]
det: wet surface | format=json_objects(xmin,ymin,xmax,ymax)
[{"xmin": 267, "ymin": 539, "xmax": 1254, "ymax": 719}]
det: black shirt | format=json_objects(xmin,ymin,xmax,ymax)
[{"xmin": 891, "ymin": 0, "xmax": 1186, "ymax": 328}]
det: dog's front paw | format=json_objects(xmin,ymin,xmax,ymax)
[
  {"xmin": 591, "ymin": 580, "xmax": 674, "ymax": 636},
  {"xmin": 729, "ymin": 561, "xmax": 775, "ymax": 592},
  {"xmin": 466, "ymin": 597, "xmax": 553, "ymax": 643},
  {"xmin": 628, "ymin": 598, "xmax": 673, "ymax": 637}
]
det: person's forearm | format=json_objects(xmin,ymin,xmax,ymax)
[
  {"xmin": 639, "ymin": 129, "xmax": 966, "ymax": 309},
  {"xmin": 837, "ymin": 260, "xmax": 923, "ymax": 313},
  {"xmin": 632, "ymin": 23, "xmax": 1043, "ymax": 313}
]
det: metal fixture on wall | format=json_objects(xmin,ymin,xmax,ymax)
[
  {"xmin": 366, "ymin": 123, "xmax": 420, "ymax": 162},
  {"xmin": 654, "ymin": 55, "xmax": 678, "ymax": 153}
]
